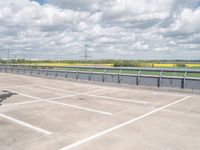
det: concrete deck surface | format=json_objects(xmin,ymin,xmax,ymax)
[{"xmin": 0, "ymin": 73, "xmax": 199, "ymax": 150}]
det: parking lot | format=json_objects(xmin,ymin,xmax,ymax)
[{"xmin": 0, "ymin": 73, "xmax": 200, "ymax": 150}]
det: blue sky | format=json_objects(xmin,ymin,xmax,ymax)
[{"xmin": 33, "ymin": 0, "xmax": 46, "ymax": 5}]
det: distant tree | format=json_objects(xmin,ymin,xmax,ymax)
[{"xmin": 176, "ymin": 63, "xmax": 186, "ymax": 67}]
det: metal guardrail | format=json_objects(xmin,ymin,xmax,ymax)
[
  {"xmin": 1, "ymin": 64, "xmax": 200, "ymax": 73},
  {"xmin": 0, "ymin": 65, "xmax": 200, "ymax": 90}
]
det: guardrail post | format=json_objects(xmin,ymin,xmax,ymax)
[
  {"xmin": 55, "ymin": 69, "xmax": 57, "ymax": 77},
  {"xmin": 12, "ymin": 66, "xmax": 15, "ymax": 73},
  {"xmin": 30, "ymin": 67, "xmax": 33, "ymax": 75},
  {"xmin": 76, "ymin": 68, "xmax": 79, "ymax": 80},
  {"xmin": 158, "ymin": 71, "xmax": 163, "ymax": 87},
  {"xmin": 65, "ymin": 70, "xmax": 68, "ymax": 78},
  {"xmin": 38, "ymin": 69, "xmax": 40, "ymax": 76},
  {"xmin": 136, "ymin": 70, "xmax": 141, "ymax": 85},
  {"xmin": 11, "ymin": 66, "xmax": 14, "ymax": 73},
  {"xmin": 17, "ymin": 66, "xmax": 19, "ymax": 73},
  {"xmin": 88, "ymin": 68, "xmax": 92, "ymax": 81},
  {"xmin": 46, "ymin": 68, "xmax": 49, "ymax": 77},
  {"xmin": 118, "ymin": 69, "xmax": 122, "ymax": 84},
  {"xmin": 89, "ymin": 72, "xmax": 91, "ymax": 81},
  {"xmin": 181, "ymin": 72, "xmax": 187, "ymax": 89},
  {"xmin": 102, "ymin": 69, "xmax": 107, "ymax": 82}
]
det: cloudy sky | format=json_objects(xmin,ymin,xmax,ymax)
[{"xmin": 0, "ymin": 0, "xmax": 200, "ymax": 60}]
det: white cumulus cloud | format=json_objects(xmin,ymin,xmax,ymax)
[{"xmin": 0, "ymin": 0, "xmax": 200, "ymax": 60}]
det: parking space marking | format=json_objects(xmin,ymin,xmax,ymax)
[
  {"xmin": 0, "ymin": 88, "xmax": 108, "ymax": 107},
  {"xmin": 82, "ymin": 93, "xmax": 147, "ymax": 104},
  {"xmin": 17, "ymin": 93, "xmax": 42, "ymax": 100},
  {"xmin": 46, "ymin": 94, "xmax": 81, "ymax": 100},
  {"xmin": 6, "ymin": 90, "xmax": 113, "ymax": 116},
  {"xmin": 46, "ymin": 88, "xmax": 108, "ymax": 101},
  {"xmin": 1, "ymin": 100, "xmax": 43, "ymax": 107},
  {"xmin": 41, "ymin": 86, "xmax": 108, "ymax": 95},
  {"xmin": 41, "ymin": 86, "xmax": 147, "ymax": 104},
  {"xmin": 0, "ymin": 113, "xmax": 52, "ymax": 135},
  {"xmin": 59, "ymin": 96, "xmax": 191, "ymax": 150},
  {"xmin": 45, "ymin": 100, "xmax": 112, "ymax": 115}
]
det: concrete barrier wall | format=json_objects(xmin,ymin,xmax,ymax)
[{"xmin": 1, "ymin": 66, "xmax": 200, "ymax": 90}]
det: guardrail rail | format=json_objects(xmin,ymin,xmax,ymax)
[{"xmin": 0, "ymin": 65, "xmax": 200, "ymax": 91}]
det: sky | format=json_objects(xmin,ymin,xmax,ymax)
[{"xmin": 0, "ymin": 0, "xmax": 200, "ymax": 60}]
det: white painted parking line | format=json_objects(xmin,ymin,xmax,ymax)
[
  {"xmin": 46, "ymin": 89, "xmax": 108, "ymax": 101},
  {"xmin": 42, "ymin": 86, "xmax": 110, "ymax": 101},
  {"xmin": 18, "ymin": 93, "xmax": 42, "ymax": 100},
  {"xmin": 1, "ymin": 100, "xmax": 43, "ymax": 107},
  {"xmin": 41, "ymin": 86, "xmax": 108, "ymax": 95},
  {"xmin": 1, "ymin": 89, "xmax": 107, "ymax": 107},
  {"xmin": 59, "ymin": 96, "xmax": 191, "ymax": 150},
  {"xmin": 6, "ymin": 90, "xmax": 112, "ymax": 115},
  {"xmin": 82, "ymin": 93, "xmax": 147, "ymax": 104},
  {"xmin": 46, "ymin": 100, "xmax": 112, "ymax": 115},
  {"xmin": 46, "ymin": 94, "xmax": 80, "ymax": 101},
  {"xmin": 0, "ymin": 113, "xmax": 52, "ymax": 135},
  {"xmin": 41, "ymin": 86, "xmax": 147, "ymax": 104}
]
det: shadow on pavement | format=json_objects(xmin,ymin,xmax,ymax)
[{"xmin": 0, "ymin": 90, "xmax": 17, "ymax": 105}]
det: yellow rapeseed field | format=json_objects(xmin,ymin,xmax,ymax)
[
  {"xmin": 151, "ymin": 63, "xmax": 176, "ymax": 67},
  {"xmin": 150, "ymin": 63, "xmax": 200, "ymax": 68},
  {"xmin": 22, "ymin": 63, "xmax": 200, "ymax": 68},
  {"xmin": 185, "ymin": 64, "xmax": 200, "ymax": 67},
  {"xmin": 25, "ymin": 63, "xmax": 113, "ymax": 67}
]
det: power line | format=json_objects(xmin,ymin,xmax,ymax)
[
  {"xmin": 0, "ymin": 48, "xmax": 33, "ymax": 62},
  {"xmin": 0, "ymin": 48, "xmax": 10, "ymax": 64},
  {"xmin": 81, "ymin": 44, "xmax": 91, "ymax": 61}
]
